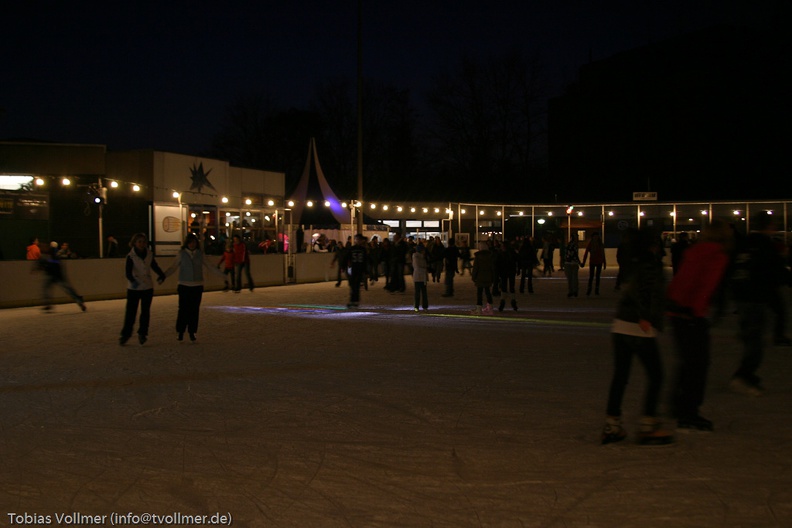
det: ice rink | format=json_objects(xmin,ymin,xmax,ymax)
[{"xmin": 2, "ymin": 270, "xmax": 791, "ymax": 527}]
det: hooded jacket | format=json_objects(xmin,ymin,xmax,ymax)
[{"xmin": 666, "ymin": 241, "xmax": 730, "ymax": 319}]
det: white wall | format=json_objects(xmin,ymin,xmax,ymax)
[{"xmin": 0, "ymin": 253, "xmax": 338, "ymax": 309}]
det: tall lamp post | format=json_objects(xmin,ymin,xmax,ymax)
[{"xmin": 355, "ymin": 0, "xmax": 364, "ymax": 234}]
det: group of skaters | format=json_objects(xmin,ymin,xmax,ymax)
[
  {"xmin": 602, "ymin": 214, "xmax": 791, "ymax": 446},
  {"xmin": 216, "ymin": 235, "xmax": 256, "ymax": 293},
  {"xmin": 330, "ymin": 233, "xmax": 466, "ymax": 307},
  {"xmin": 332, "ymin": 232, "xmax": 611, "ymax": 314},
  {"xmin": 329, "ymin": 221, "xmax": 791, "ymax": 448},
  {"xmin": 332, "ymin": 233, "xmax": 538, "ymax": 313},
  {"xmin": 27, "ymin": 217, "xmax": 791, "ymax": 450},
  {"xmin": 28, "ymin": 231, "xmax": 251, "ymax": 345}
]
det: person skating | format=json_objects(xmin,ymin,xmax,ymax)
[
  {"xmin": 564, "ymin": 233, "xmax": 582, "ymax": 298},
  {"xmin": 120, "ymin": 233, "xmax": 166, "ymax": 345},
  {"xmin": 729, "ymin": 213, "xmax": 791, "ymax": 396},
  {"xmin": 518, "ymin": 236, "xmax": 539, "ymax": 294},
  {"xmin": 217, "ymin": 241, "xmax": 235, "ymax": 292},
  {"xmin": 471, "ymin": 241, "xmax": 495, "ymax": 315},
  {"xmin": 582, "ymin": 231, "xmax": 606, "ymax": 296},
  {"xmin": 666, "ymin": 219, "xmax": 733, "ymax": 431},
  {"xmin": 601, "ymin": 228, "xmax": 673, "ymax": 446},
  {"xmin": 496, "ymin": 240, "xmax": 519, "ymax": 311},
  {"xmin": 344, "ymin": 234, "xmax": 369, "ymax": 308},
  {"xmin": 38, "ymin": 241, "xmax": 86, "ymax": 312},
  {"xmin": 412, "ymin": 243, "xmax": 429, "ymax": 311},
  {"xmin": 162, "ymin": 234, "xmax": 224, "ymax": 342},
  {"xmin": 442, "ymin": 238, "xmax": 459, "ymax": 297}
]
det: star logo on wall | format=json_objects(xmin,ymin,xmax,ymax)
[{"xmin": 189, "ymin": 162, "xmax": 217, "ymax": 193}]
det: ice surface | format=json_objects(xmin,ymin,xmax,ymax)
[{"xmin": 1, "ymin": 270, "xmax": 790, "ymax": 527}]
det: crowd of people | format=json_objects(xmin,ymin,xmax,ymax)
[{"xmin": 23, "ymin": 218, "xmax": 792, "ymax": 447}]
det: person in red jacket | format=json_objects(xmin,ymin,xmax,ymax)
[
  {"xmin": 26, "ymin": 237, "xmax": 41, "ymax": 260},
  {"xmin": 217, "ymin": 241, "xmax": 235, "ymax": 291},
  {"xmin": 231, "ymin": 235, "xmax": 247, "ymax": 293},
  {"xmin": 666, "ymin": 219, "xmax": 733, "ymax": 431}
]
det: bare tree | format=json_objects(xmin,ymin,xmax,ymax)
[
  {"xmin": 425, "ymin": 49, "xmax": 547, "ymax": 200},
  {"xmin": 210, "ymin": 93, "xmax": 323, "ymax": 189},
  {"xmin": 312, "ymin": 78, "xmax": 420, "ymax": 199}
]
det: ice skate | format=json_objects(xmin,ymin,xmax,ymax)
[
  {"xmin": 730, "ymin": 376, "xmax": 764, "ymax": 397},
  {"xmin": 637, "ymin": 417, "xmax": 674, "ymax": 446},
  {"xmin": 482, "ymin": 303, "xmax": 494, "ymax": 315},
  {"xmin": 511, "ymin": 299, "xmax": 518, "ymax": 311},
  {"xmin": 498, "ymin": 299, "xmax": 506, "ymax": 312},
  {"xmin": 676, "ymin": 414, "xmax": 714, "ymax": 432},
  {"xmin": 601, "ymin": 416, "xmax": 627, "ymax": 445},
  {"xmin": 470, "ymin": 305, "xmax": 482, "ymax": 315}
]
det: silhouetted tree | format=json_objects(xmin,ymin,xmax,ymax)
[
  {"xmin": 425, "ymin": 49, "xmax": 547, "ymax": 201},
  {"xmin": 210, "ymin": 93, "xmax": 324, "ymax": 190},
  {"xmin": 311, "ymin": 78, "xmax": 421, "ymax": 200}
]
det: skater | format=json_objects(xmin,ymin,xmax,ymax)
[
  {"xmin": 471, "ymin": 241, "xmax": 495, "ymax": 315},
  {"xmin": 541, "ymin": 235, "xmax": 555, "ymax": 276},
  {"xmin": 386, "ymin": 232, "xmax": 408, "ymax": 293},
  {"xmin": 518, "ymin": 236, "xmax": 539, "ymax": 294},
  {"xmin": 162, "ymin": 233, "xmax": 223, "ymax": 342},
  {"xmin": 666, "ymin": 219, "xmax": 733, "ymax": 431},
  {"xmin": 26, "ymin": 237, "xmax": 41, "ymax": 260},
  {"xmin": 38, "ymin": 241, "xmax": 86, "ymax": 312},
  {"xmin": 231, "ymin": 235, "xmax": 253, "ymax": 292},
  {"xmin": 729, "ymin": 213, "xmax": 791, "ymax": 396},
  {"xmin": 217, "ymin": 241, "xmax": 235, "ymax": 291},
  {"xmin": 458, "ymin": 240, "xmax": 472, "ymax": 276},
  {"xmin": 428, "ymin": 236, "xmax": 445, "ymax": 283},
  {"xmin": 442, "ymin": 238, "xmax": 459, "ymax": 297},
  {"xmin": 120, "ymin": 233, "xmax": 166, "ymax": 345},
  {"xmin": 564, "ymin": 233, "xmax": 582, "ymax": 298},
  {"xmin": 582, "ymin": 231, "xmax": 606, "ymax": 295},
  {"xmin": 601, "ymin": 228, "xmax": 673, "ymax": 446},
  {"xmin": 330, "ymin": 241, "xmax": 348, "ymax": 287},
  {"xmin": 412, "ymin": 243, "xmax": 429, "ymax": 311},
  {"xmin": 496, "ymin": 239, "xmax": 519, "ymax": 311},
  {"xmin": 344, "ymin": 234, "xmax": 368, "ymax": 308}
]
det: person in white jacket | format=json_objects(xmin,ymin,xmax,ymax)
[
  {"xmin": 162, "ymin": 233, "xmax": 223, "ymax": 342},
  {"xmin": 120, "ymin": 233, "xmax": 165, "ymax": 345},
  {"xmin": 412, "ymin": 243, "xmax": 429, "ymax": 312}
]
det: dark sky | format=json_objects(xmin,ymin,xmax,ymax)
[{"xmin": 1, "ymin": 1, "xmax": 774, "ymax": 156}]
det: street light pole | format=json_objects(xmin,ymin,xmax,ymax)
[{"xmin": 356, "ymin": 0, "xmax": 364, "ymax": 234}]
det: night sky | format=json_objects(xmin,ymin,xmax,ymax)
[{"xmin": 1, "ymin": 1, "xmax": 776, "ymax": 157}]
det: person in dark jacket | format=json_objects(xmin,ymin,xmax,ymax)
[
  {"xmin": 39, "ymin": 241, "xmax": 86, "ymax": 312},
  {"xmin": 344, "ymin": 234, "xmax": 369, "ymax": 308},
  {"xmin": 582, "ymin": 231, "xmax": 607, "ymax": 296},
  {"xmin": 471, "ymin": 241, "xmax": 495, "ymax": 315},
  {"xmin": 670, "ymin": 232, "xmax": 691, "ymax": 275},
  {"xmin": 442, "ymin": 238, "xmax": 460, "ymax": 297},
  {"xmin": 518, "ymin": 237, "xmax": 539, "ymax": 294},
  {"xmin": 729, "ymin": 213, "xmax": 791, "ymax": 396},
  {"xmin": 386, "ymin": 233, "xmax": 408, "ymax": 293},
  {"xmin": 601, "ymin": 228, "xmax": 673, "ymax": 446},
  {"xmin": 496, "ymin": 239, "xmax": 519, "ymax": 311}
]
